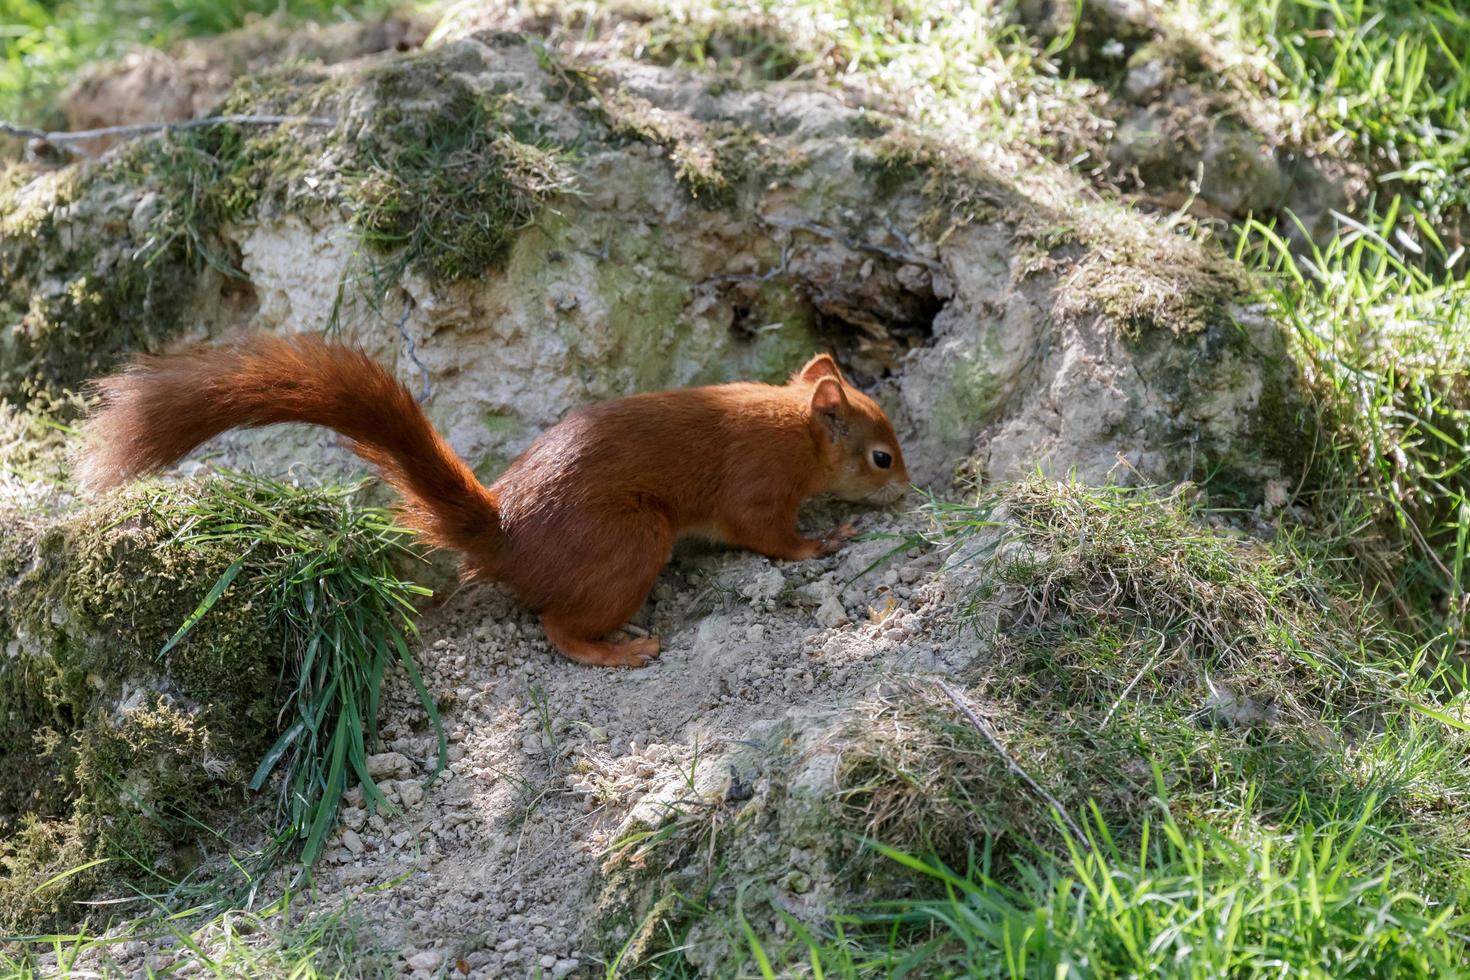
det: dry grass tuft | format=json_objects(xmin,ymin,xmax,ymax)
[{"xmin": 837, "ymin": 478, "xmax": 1469, "ymax": 876}]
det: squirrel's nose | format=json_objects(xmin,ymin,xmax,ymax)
[{"xmin": 872, "ymin": 483, "xmax": 909, "ymax": 506}]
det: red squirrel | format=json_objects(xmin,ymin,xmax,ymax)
[{"xmin": 78, "ymin": 336, "xmax": 911, "ymax": 667}]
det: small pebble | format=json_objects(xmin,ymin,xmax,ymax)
[
  {"xmin": 816, "ymin": 594, "xmax": 849, "ymax": 628},
  {"xmin": 405, "ymin": 950, "xmax": 442, "ymax": 972},
  {"xmin": 366, "ymin": 752, "xmax": 412, "ymax": 779}
]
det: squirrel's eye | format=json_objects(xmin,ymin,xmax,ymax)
[{"xmin": 872, "ymin": 450, "xmax": 892, "ymax": 470}]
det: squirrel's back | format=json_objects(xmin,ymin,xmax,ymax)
[{"xmin": 492, "ymin": 383, "xmax": 820, "ymax": 522}]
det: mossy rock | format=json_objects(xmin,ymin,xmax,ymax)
[
  {"xmin": 0, "ymin": 815, "xmax": 92, "ymax": 935},
  {"xmin": 1121, "ymin": 305, "xmax": 1315, "ymax": 499},
  {"xmin": 72, "ymin": 696, "xmax": 242, "ymax": 877},
  {"xmin": 0, "ymin": 487, "xmax": 284, "ymax": 912},
  {"xmin": 0, "ymin": 63, "xmax": 348, "ymax": 406},
  {"xmin": 0, "ymin": 489, "xmax": 282, "ymax": 794},
  {"xmin": 0, "ymin": 87, "xmax": 340, "ymax": 406},
  {"xmin": 0, "ymin": 162, "xmax": 191, "ymax": 402},
  {"xmin": 0, "ymin": 475, "xmax": 415, "ymax": 932}
]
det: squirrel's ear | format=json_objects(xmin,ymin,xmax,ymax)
[
  {"xmin": 809, "ymin": 377, "xmax": 850, "ymax": 440},
  {"xmin": 792, "ymin": 353, "xmax": 845, "ymax": 386}
]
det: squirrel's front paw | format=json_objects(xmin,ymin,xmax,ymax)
[{"xmin": 814, "ymin": 522, "xmax": 858, "ymax": 556}]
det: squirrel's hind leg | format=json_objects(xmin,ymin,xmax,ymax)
[{"xmin": 537, "ymin": 513, "xmax": 673, "ymax": 668}]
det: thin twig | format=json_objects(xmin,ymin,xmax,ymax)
[
  {"xmin": 395, "ymin": 296, "xmax": 432, "ymax": 402},
  {"xmin": 702, "ymin": 238, "xmax": 793, "ymax": 286},
  {"xmin": 934, "ymin": 679, "xmax": 1095, "ymax": 853},
  {"xmin": 761, "ymin": 215, "xmax": 944, "ymax": 271},
  {"xmin": 1100, "ymin": 630, "xmax": 1167, "ymax": 729},
  {"xmin": 0, "ymin": 115, "xmax": 336, "ymax": 150}
]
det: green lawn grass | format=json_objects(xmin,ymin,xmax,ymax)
[{"xmin": 0, "ymin": 0, "xmax": 405, "ymax": 125}]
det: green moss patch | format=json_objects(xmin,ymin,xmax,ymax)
[
  {"xmin": 0, "ymin": 61, "xmax": 357, "ymax": 406},
  {"xmin": 345, "ymin": 47, "xmax": 573, "ymax": 284},
  {"xmin": 0, "ymin": 489, "xmax": 275, "ymax": 930},
  {"xmin": 587, "ymin": 81, "xmax": 736, "ymax": 206},
  {"xmin": 852, "ymin": 124, "xmax": 1013, "ymax": 234},
  {"xmin": 0, "ymin": 390, "xmax": 82, "ymax": 509},
  {"xmin": 72, "ymin": 696, "xmax": 241, "ymax": 879},
  {"xmin": 199, "ymin": 65, "xmax": 347, "ymax": 222},
  {"xmin": 0, "ymin": 816, "xmax": 92, "ymax": 937},
  {"xmin": 0, "ymin": 161, "xmax": 195, "ymax": 402},
  {"xmin": 1047, "ymin": 196, "xmax": 1248, "ymax": 335}
]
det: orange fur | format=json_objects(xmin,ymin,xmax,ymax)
[{"xmin": 79, "ymin": 337, "xmax": 911, "ymax": 667}]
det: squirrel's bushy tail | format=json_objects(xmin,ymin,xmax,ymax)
[{"xmin": 79, "ymin": 334, "xmax": 502, "ymax": 567}]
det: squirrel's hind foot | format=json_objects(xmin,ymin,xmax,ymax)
[{"xmin": 543, "ymin": 615, "xmax": 660, "ymax": 668}]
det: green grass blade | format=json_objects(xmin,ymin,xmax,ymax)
[
  {"xmin": 30, "ymin": 858, "xmax": 113, "ymax": 896},
  {"xmin": 250, "ymin": 719, "xmax": 306, "ymax": 792},
  {"xmin": 158, "ymin": 551, "xmax": 251, "ymax": 657},
  {"xmin": 391, "ymin": 630, "xmax": 446, "ymax": 784}
]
